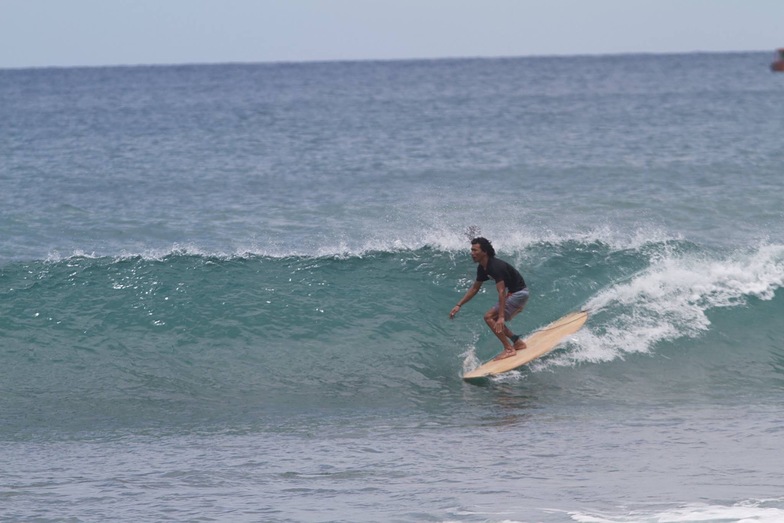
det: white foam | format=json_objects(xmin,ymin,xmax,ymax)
[
  {"xmin": 459, "ymin": 331, "xmax": 484, "ymax": 375},
  {"xmin": 570, "ymin": 498, "xmax": 784, "ymax": 523},
  {"xmin": 460, "ymin": 346, "xmax": 482, "ymax": 375},
  {"xmin": 35, "ymin": 220, "xmax": 681, "ymax": 263},
  {"xmin": 560, "ymin": 243, "xmax": 784, "ymax": 364},
  {"xmin": 45, "ymin": 249, "xmax": 99, "ymax": 263}
]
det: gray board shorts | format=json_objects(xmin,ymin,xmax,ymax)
[{"xmin": 492, "ymin": 288, "xmax": 529, "ymax": 319}]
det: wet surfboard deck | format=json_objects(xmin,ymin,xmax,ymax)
[{"xmin": 462, "ymin": 310, "xmax": 588, "ymax": 381}]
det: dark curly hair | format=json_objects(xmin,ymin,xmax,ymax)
[{"xmin": 471, "ymin": 237, "xmax": 495, "ymax": 257}]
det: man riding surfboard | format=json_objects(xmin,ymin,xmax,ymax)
[{"xmin": 449, "ymin": 237, "xmax": 529, "ymax": 360}]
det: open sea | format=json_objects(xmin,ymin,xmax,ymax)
[{"xmin": 2, "ymin": 51, "xmax": 784, "ymax": 522}]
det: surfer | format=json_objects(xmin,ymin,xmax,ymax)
[{"xmin": 449, "ymin": 237, "xmax": 529, "ymax": 360}]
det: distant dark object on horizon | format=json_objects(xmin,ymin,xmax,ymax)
[{"xmin": 771, "ymin": 48, "xmax": 784, "ymax": 72}]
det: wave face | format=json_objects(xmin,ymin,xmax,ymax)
[{"xmin": 3, "ymin": 237, "xmax": 783, "ymax": 435}]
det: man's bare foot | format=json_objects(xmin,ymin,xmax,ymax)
[
  {"xmin": 493, "ymin": 347, "xmax": 516, "ymax": 361},
  {"xmin": 514, "ymin": 339, "xmax": 527, "ymax": 351}
]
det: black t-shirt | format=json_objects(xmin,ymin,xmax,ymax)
[{"xmin": 476, "ymin": 257, "xmax": 526, "ymax": 293}]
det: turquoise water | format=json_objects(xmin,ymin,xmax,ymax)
[{"xmin": 2, "ymin": 52, "xmax": 784, "ymax": 522}]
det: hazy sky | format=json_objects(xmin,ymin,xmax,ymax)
[{"xmin": 1, "ymin": 0, "xmax": 782, "ymax": 69}]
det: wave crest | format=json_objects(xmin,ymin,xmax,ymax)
[{"xmin": 562, "ymin": 242, "xmax": 784, "ymax": 364}]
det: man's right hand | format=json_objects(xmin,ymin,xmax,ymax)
[{"xmin": 449, "ymin": 305, "xmax": 461, "ymax": 319}]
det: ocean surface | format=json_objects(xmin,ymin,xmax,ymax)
[{"xmin": 2, "ymin": 51, "xmax": 784, "ymax": 522}]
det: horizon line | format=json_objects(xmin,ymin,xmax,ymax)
[{"xmin": 0, "ymin": 48, "xmax": 773, "ymax": 72}]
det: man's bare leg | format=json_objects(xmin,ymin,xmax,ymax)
[{"xmin": 485, "ymin": 309, "xmax": 516, "ymax": 360}]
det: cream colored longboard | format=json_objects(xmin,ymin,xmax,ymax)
[{"xmin": 462, "ymin": 310, "xmax": 588, "ymax": 380}]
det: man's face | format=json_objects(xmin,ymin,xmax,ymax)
[{"xmin": 470, "ymin": 243, "xmax": 483, "ymax": 263}]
